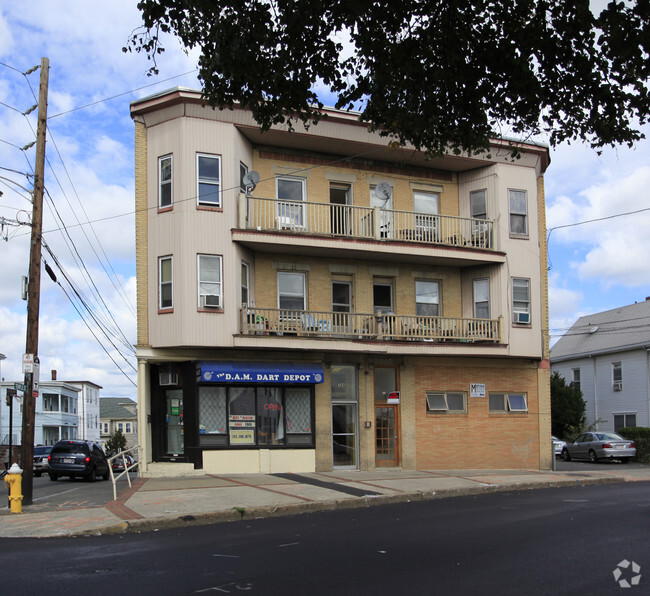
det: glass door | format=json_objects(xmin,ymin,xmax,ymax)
[
  {"xmin": 332, "ymin": 403, "xmax": 358, "ymax": 468},
  {"xmin": 375, "ymin": 405, "xmax": 399, "ymax": 467},
  {"xmin": 165, "ymin": 389, "xmax": 184, "ymax": 455}
]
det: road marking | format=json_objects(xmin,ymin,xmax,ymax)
[{"xmin": 33, "ymin": 487, "xmax": 82, "ymax": 501}]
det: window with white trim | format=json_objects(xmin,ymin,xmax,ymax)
[
  {"xmin": 509, "ymin": 189, "xmax": 528, "ymax": 235},
  {"xmin": 241, "ymin": 261, "xmax": 250, "ymax": 306},
  {"xmin": 512, "ymin": 278, "xmax": 530, "ymax": 324},
  {"xmin": 159, "ymin": 256, "xmax": 173, "ymax": 310},
  {"xmin": 571, "ymin": 368, "xmax": 581, "ymax": 392},
  {"xmin": 159, "ymin": 155, "xmax": 172, "ymax": 208},
  {"xmin": 612, "ymin": 362, "xmax": 622, "ymax": 390},
  {"xmin": 470, "ymin": 189, "xmax": 487, "ymax": 219},
  {"xmin": 197, "ymin": 153, "xmax": 221, "ymax": 206},
  {"xmin": 489, "ymin": 393, "xmax": 528, "ymax": 412},
  {"xmin": 413, "ymin": 191, "xmax": 439, "ymax": 236},
  {"xmin": 278, "ymin": 272, "xmax": 305, "ymax": 310},
  {"xmin": 426, "ymin": 391, "xmax": 466, "ymax": 413},
  {"xmin": 125, "ymin": 422, "xmax": 132, "ymax": 433},
  {"xmin": 276, "ymin": 176, "xmax": 306, "ymax": 227},
  {"xmin": 614, "ymin": 413, "xmax": 636, "ymax": 432},
  {"xmin": 118, "ymin": 422, "xmax": 124, "ymax": 432},
  {"xmin": 473, "ymin": 278, "xmax": 490, "ymax": 319},
  {"xmin": 416, "ymin": 280, "xmax": 440, "ymax": 317},
  {"xmin": 198, "ymin": 254, "xmax": 223, "ymax": 309}
]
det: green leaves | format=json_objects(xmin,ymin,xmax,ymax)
[{"xmin": 127, "ymin": 0, "xmax": 650, "ymax": 156}]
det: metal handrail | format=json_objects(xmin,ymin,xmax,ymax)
[{"xmin": 107, "ymin": 445, "xmax": 140, "ymax": 501}]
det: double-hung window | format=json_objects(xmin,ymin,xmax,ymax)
[
  {"xmin": 612, "ymin": 362, "xmax": 623, "ymax": 390},
  {"xmin": 509, "ymin": 189, "xmax": 528, "ymax": 236},
  {"xmin": 426, "ymin": 391, "xmax": 466, "ymax": 413},
  {"xmin": 241, "ymin": 262, "xmax": 250, "ymax": 306},
  {"xmin": 413, "ymin": 191, "xmax": 439, "ymax": 239},
  {"xmin": 571, "ymin": 368, "xmax": 581, "ymax": 392},
  {"xmin": 278, "ymin": 272, "xmax": 305, "ymax": 311},
  {"xmin": 416, "ymin": 280, "xmax": 440, "ymax": 317},
  {"xmin": 159, "ymin": 155, "xmax": 172, "ymax": 208},
  {"xmin": 159, "ymin": 256, "xmax": 173, "ymax": 310},
  {"xmin": 198, "ymin": 254, "xmax": 222, "ymax": 309},
  {"xmin": 277, "ymin": 176, "xmax": 306, "ymax": 228},
  {"xmin": 473, "ymin": 279, "xmax": 490, "ymax": 319},
  {"xmin": 512, "ymin": 278, "xmax": 530, "ymax": 324},
  {"xmin": 197, "ymin": 154, "xmax": 221, "ymax": 206}
]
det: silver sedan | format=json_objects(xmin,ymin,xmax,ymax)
[{"xmin": 561, "ymin": 432, "xmax": 636, "ymax": 463}]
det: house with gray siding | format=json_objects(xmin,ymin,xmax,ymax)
[{"xmin": 550, "ymin": 299, "xmax": 650, "ymax": 432}]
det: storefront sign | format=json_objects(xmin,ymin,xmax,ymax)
[{"xmin": 199, "ymin": 362, "xmax": 324, "ymax": 384}]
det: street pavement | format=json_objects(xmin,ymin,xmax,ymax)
[{"xmin": 2, "ymin": 465, "xmax": 650, "ymax": 538}]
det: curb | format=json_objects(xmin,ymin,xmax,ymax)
[{"xmin": 72, "ymin": 474, "xmax": 624, "ymax": 537}]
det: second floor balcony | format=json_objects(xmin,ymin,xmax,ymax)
[
  {"xmin": 237, "ymin": 195, "xmax": 497, "ymax": 252},
  {"xmin": 240, "ymin": 307, "xmax": 503, "ymax": 344}
]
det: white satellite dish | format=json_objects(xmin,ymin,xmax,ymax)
[
  {"xmin": 242, "ymin": 171, "xmax": 260, "ymax": 193},
  {"xmin": 374, "ymin": 182, "xmax": 392, "ymax": 202}
]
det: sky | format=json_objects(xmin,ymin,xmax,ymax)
[{"xmin": 1, "ymin": 1, "xmax": 650, "ymax": 399}]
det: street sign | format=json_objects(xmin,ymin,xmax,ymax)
[
  {"xmin": 13, "ymin": 383, "xmax": 27, "ymax": 392},
  {"xmin": 22, "ymin": 353, "xmax": 34, "ymax": 373}
]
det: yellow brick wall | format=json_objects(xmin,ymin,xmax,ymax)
[
  {"xmin": 134, "ymin": 119, "xmax": 149, "ymax": 347},
  {"xmin": 412, "ymin": 358, "xmax": 541, "ymax": 469}
]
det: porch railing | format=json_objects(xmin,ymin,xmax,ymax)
[
  {"xmin": 240, "ymin": 195, "xmax": 496, "ymax": 250},
  {"xmin": 241, "ymin": 307, "xmax": 502, "ymax": 343}
]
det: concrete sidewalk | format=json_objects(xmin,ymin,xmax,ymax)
[{"xmin": 3, "ymin": 466, "xmax": 650, "ymax": 538}]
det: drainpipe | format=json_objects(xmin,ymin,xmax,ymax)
[{"xmin": 591, "ymin": 355, "xmax": 598, "ymax": 430}]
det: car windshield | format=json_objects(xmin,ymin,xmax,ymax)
[
  {"xmin": 595, "ymin": 433, "xmax": 625, "ymax": 441},
  {"xmin": 34, "ymin": 446, "xmax": 52, "ymax": 455}
]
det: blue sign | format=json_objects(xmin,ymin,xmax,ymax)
[{"xmin": 198, "ymin": 362, "xmax": 324, "ymax": 384}]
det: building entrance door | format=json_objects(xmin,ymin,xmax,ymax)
[
  {"xmin": 165, "ymin": 389, "xmax": 184, "ymax": 455},
  {"xmin": 332, "ymin": 403, "xmax": 358, "ymax": 468},
  {"xmin": 375, "ymin": 404, "xmax": 399, "ymax": 467}
]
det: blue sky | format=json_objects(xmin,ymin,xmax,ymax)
[{"xmin": 1, "ymin": 1, "xmax": 649, "ymax": 398}]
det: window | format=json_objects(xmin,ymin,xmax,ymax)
[
  {"xmin": 278, "ymin": 272, "xmax": 305, "ymax": 310},
  {"xmin": 426, "ymin": 391, "xmax": 466, "ymax": 413},
  {"xmin": 125, "ymin": 422, "xmax": 132, "ymax": 433},
  {"xmin": 198, "ymin": 254, "xmax": 222, "ymax": 309},
  {"xmin": 159, "ymin": 155, "xmax": 172, "ymax": 208},
  {"xmin": 277, "ymin": 176, "xmax": 306, "ymax": 227},
  {"xmin": 612, "ymin": 362, "xmax": 622, "ymax": 390},
  {"xmin": 489, "ymin": 393, "xmax": 528, "ymax": 412},
  {"xmin": 332, "ymin": 281, "xmax": 351, "ymax": 313},
  {"xmin": 509, "ymin": 189, "xmax": 528, "ymax": 235},
  {"xmin": 614, "ymin": 414, "xmax": 636, "ymax": 432},
  {"xmin": 241, "ymin": 262, "xmax": 250, "ymax": 306},
  {"xmin": 512, "ymin": 278, "xmax": 530, "ymax": 323},
  {"xmin": 330, "ymin": 364, "xmax": 357, "ymax": 401},
  {"xmin": 198, "ymin": 385, "xmax": 314, "ymax": 447},
  {"xmin": 159, "ymin": 256, "xmax": 173, "ymax": 310},
  {"xmin": 240, "ymin": 162, "xmax": 249, "ymax": 193},
  {"xmin": 43, "ymin": 393, "xmax": 59, "ymax": 412},
  {"xmin": 197, "ymin": 153, "xmax": 221, "ymax": 206},
  {"xmin": 470, "ymin": 189, "xmax": 487, "ymax": 220},
  {"xmin": 571, "ymin": 368, "xmax": 581, "ymax": 392},
  {"xmin": 473, "ymin": 279, "xmax": 490, "ymax": 319},
  {"xmin": 413, "ymin": 191, "xmax": 439, "ymax": 236},
  {"xmin": 373, "ymin": 280, "xmax": 393, "ymax": 314},
  {"xmin": 416, "ymin": 280, "xmax": 440, "ymax": 317},
  {"xmin": 118, "ymin": 422, "xmax": 124, "ymax": 432}
]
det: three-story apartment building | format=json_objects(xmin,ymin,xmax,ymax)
[{"xmin": 131, "ymin": 88, "xmax": 551, "ymax": 477}]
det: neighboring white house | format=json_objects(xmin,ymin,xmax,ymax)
[
  {"xmin": 67, "ymin": 380, "xmax": 102, "ymax": 442},
  {"xmin": 550, "ymin": 299, "xmax": 650, "ymax": 432}
]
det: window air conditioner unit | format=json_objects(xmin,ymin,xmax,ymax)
[
  {"xmin": 159, "ymin": 372, "xmax": 178, "ymax": 386},
  {"xmin": 514, "ymin": 311, "xmax": 530, "ymax": 324},
  {"xmin": 201, "ymin": 294, "xmax": 220, "ymax": 308},
  {"xmin": 613, "ymin": 382, "xmax": 623, "ymax": 392}
]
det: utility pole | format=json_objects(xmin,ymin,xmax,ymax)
[{"xmin": 21, "ymin": 57, "xmax": 49, "ymax": 505}]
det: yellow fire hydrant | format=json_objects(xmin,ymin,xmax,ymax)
[{"xmin": 4, "ymin": 463, "xmax": 23, "ymax": 513}]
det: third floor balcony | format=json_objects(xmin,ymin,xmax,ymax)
[{"xmin": 234, "ymin": 195, "xmax": 505, "ymax": 267}]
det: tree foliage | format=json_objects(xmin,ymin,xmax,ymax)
[
  {"xmin": 105, "ymin": 429, "xmax": 127, "ymax": 457},
  {"xmin": 551, "ymin": 371, "xmax": 586, "ymax": 439},
  {"xmin": 126, "ymin": 0, "xmax": 650, "ymax": 156}
]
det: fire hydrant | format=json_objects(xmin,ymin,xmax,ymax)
[{"xmin": 4, "ymin": 463, "xmax": 23, "ymax": 513}]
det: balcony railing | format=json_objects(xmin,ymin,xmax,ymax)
[
  {"xmin": 240, "ymin": 196, "xmax": 496, "ymax": 250},
  {"xmin": 241, "ymin": 307, "xmax": 502, "ymax": 343}
]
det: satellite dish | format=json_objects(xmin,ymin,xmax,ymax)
[
  {"xmin": 242, "ymin": 171, "xmax": 260, "ymax": 193},
  {"xmin": 374, "ymin": 182, "xmax": 392, "ymax": 202}
]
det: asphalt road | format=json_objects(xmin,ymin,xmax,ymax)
[{"xmin": 2, "ymin": 479, "xmax": 649, "ymax": 595}]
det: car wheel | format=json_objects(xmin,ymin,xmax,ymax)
[
  {"xmin": 49, "ymin": 473, "xmax": 58, "ymax": 481},
  {"xmin": 85, "ymin": 467, "xmax": 97, "ymax": 482},
  {"xmin": 561, "ymin": 448, "xmax": 571, "ymax": 462},
  {"xmin": 588, "ymin": 450, "xmax": 599, "ymax": 463}
]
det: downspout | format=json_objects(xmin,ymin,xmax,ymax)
[{"xmin": 591, "ymin": 355, "xmax": 598, "ymax": 430}]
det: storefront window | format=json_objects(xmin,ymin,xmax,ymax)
[{"xmin": 331, "ymin": 364, "xmax": 357, "ymax": 401}]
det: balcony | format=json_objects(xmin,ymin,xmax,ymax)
[
  {"xmin": 240, "ymin": 307, "xmax": 503, "ymax": 344},
  {"xmin": 235, "ymin": 195, "xmax": 500, "ymax": 265}
]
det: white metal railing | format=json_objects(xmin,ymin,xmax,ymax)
[
  {"xmin": 241, "ymin": 195, "xmax": 495, "ymax": 250},
  {"xmin": 108, "ymin": 445, "xmax": 140, "ymax": 501},
  {"xmin": 241, "ymin": 307, "xmax": 502, "ymax": 343}
]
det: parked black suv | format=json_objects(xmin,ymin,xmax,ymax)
[{"xmin": 48, "ymin": 440, "xmax": 110, "ymax": 482}]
